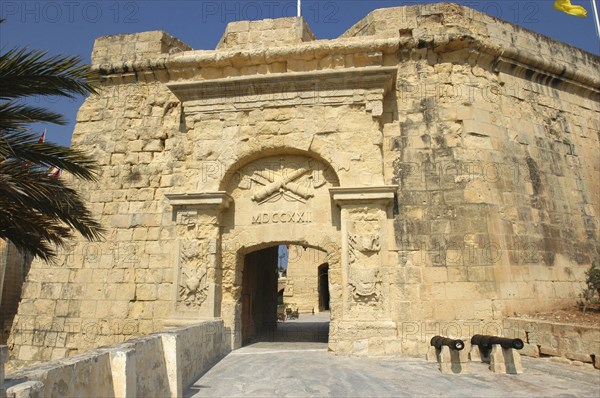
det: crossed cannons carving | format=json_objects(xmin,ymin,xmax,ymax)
[{"xmin": 250, "ymin": 167, "xmax": 315, "ymax": 203}]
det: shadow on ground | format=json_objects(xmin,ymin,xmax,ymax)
[{"xmin": 251, "ymin": 312, "xmax": 330, "ymax": 344}]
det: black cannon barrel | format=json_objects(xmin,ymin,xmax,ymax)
[
  {"xmin": 471, "ymin": 334, "xmax": 524, "ymax": 350},
  {"xmin": 430, "ymin": 336, "xmax": 465, "ymax": 351}
]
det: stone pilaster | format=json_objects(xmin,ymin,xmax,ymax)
[
  {"xmin": 330, "ymin": 186, "xmax": 398, "ymax": 355},
  {"xmin": 165, "ymin": 193, "xmax": 232, "ymax": 322}
]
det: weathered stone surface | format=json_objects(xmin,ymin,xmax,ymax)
[
  {"xmin": 5, "ymin": 381, "xmax": 44, "ymax": 398},
  {"xmin": 0, "ymin": 241, "xmax": 33, "ymax": 347},
  {"xmin": 1, "ymin": 345, "xmax": 7, "ymax": 398},
  {"xmin": 4, "ymin": 3, "xmax": 599, "ymax": 367},
  {"xmin": 217, "ymin": 17, "xmax": 315, "ymax": 50},
  {"xmin": 283, "ymin": 246, "xmax": 329, "ymax": 314},
  {"xmin": 91, "ymin": 30, "xmax": 192, "ymax": 65},
  {"xmin": 504, "ymin": 318, "xmax": 599, "ymax": 367},
  {"xmin": 520, "ymin": 343, "xmax": 540, "ymax": 358},
  {"xmin": 186, "ymin": 344, "xmax": 600, "ymax": 397},
  {"xmin": 489, "ymin": 345, "xmax": 523, "ymax": 374},
  {"xmin": 4, "ymin": 321, "xmax": 227, "ymax": 398},
  {"xmin": 437, "ymin": 345, "xmax": 468, "ymax": 374}
]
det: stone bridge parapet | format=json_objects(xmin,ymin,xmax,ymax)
[{"xmin": 2, "ymin": 320, "xmax": 228, "ymax": 398}]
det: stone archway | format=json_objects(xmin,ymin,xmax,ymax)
[
  {"xmin": 239, "ymin": 244, "xmax": 332, "ymax": 345},
  {"xmin": 217, "ymin": 154, "xmax": 342, "ymax": 350},
  {"xmin": 225, "ymin": 240, "xmax": 340, "ymax": 350}
]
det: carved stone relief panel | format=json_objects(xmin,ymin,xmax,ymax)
[
  {"xmin": 176, "ymin": 209, "xmax": 198, "ymax": 226},
  {"xmin": 347, "ymin": 207, "xmax": 383, "ymax": 268},
  {"xmin": 234, "ymin": 157, "xmax": 332, "ymax": 201},
  {"xmin": 166, "ymin": 192, "xmax": 231, "ymax": 317},
  {"xmin": 344, "ymin": 206, "xmax": 390, "ymax": 319},
  {"xmin": 173, "ymin": 226, "xmax": 219, "ymax": 313},
  {"xmin": 348, "ymin": 267, "xmax": 382, "ymax": 303},
  {"xmin": 177, "ymin": 239, "xmax": 209, "ymax": 309},
  {"xmin": 223, "ymin": 155, "xmax": 339, "ymax": 230}
]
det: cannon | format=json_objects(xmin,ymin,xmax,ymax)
[
  {"xmin": 471, "ymin": 334, "xmax": 524, "ymax": 350},
  {"xmin": 430, "ymin": 336, "xmax": 465, "ymax": 351}
]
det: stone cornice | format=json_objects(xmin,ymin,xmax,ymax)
[
  {"xmin": 165, "ymin": 192, "xmax": 232, "ymax": 210},
  {"xmin": 167, "ymin": 66, "xmax": 396, "ymax": 101},
  {"xmin": 330, "ymin": 186, "xmax": 397, "ymax": 206},
  {"xmin": 422, "ymin": 34, "xmax": 599, "ymax": 98},
  {"xmin": 94, "ymin": 34, "xmax": 599, "ymax": 98},
  {"xmin": 94, "ymin": 37, "xmax": 400, "ymax": 79}
]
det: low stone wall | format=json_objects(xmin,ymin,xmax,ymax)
[
  {"xmin": 2, "ymin": 320, "xmax": 228, "ymax": 398},
  {"xmin": 504, "ymin": 317, "xmax": 600, "ymax": 369}
]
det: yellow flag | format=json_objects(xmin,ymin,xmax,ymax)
[{"xmin": 553, "ymin": 0, "xmax": 588, "ymax": 17}]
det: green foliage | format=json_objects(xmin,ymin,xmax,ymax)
[
  {"xmin": 585, "ymin": 266, "xmax": 600, "ymax": 296},
  {"xmin": 0, "ymin": 34, "xmax": 104, "ymax": 261},
  {"xmin": 581, "ymin": 263, "xmax": 600, "ymax": 313}
]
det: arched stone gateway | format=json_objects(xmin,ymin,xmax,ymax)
[
  {"xmin": 236, "ymin": 244, "xmax": 334, "ymax": 346},
  {"xmin": 165, "ymin": 153, "xmax": 398, "ymax": 352},
  {"xmin": 219, "ymin": 154, "xmax": 342, "ymax": 349}
]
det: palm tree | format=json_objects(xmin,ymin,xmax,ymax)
[{"xmin": 0, "ymin": 37, "xmax": 104, "ymax": 262}]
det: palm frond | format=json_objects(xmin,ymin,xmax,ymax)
[
  {"xmin": 0, "ymin": 40, "xmax": 104, "ymax": 262},
  {"xmin": 0, "ymin": 161, "xmax": 104, "ymax": 238},
  {"xmin": 0, "ymin": 131, "xmax": 98, "ymax": 180},
  {"xmin": 0, "ymin": 161, "xmax": 104, "ymax": 261},
  {"xmin": 0, "ymin": 47, "xmax": 99, "ymax": 101},
  {"xmin": 0, "ymin": 201, "xmax": 72, "ymax": 262},
  {"xmin": 0, "ymin": 101, "xmax": 65, "ymax": 133}
]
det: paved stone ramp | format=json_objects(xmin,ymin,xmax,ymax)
[
  {"xmin": 255, "ymin": 312, "xmax": 330, "ymax": 343},
  {"xmin": 185, "ymin": 343, "xmax": 600, "ymax": 397}
]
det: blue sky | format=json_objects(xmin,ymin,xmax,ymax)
[
  {"xmin": 278, "ymin": 245, "xmax": 288, "ymax": 269},
  {"xmin": 2, "ymin": 0, "xmax": 599, "ymax": 146}
]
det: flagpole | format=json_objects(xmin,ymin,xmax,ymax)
[
  {"xmin": 297, "ymin": 0, "xmax": 301, "ymax": 17},
  {"xmin": 591, "ymin": 0, "xmax": 600, "ymax": 40}
]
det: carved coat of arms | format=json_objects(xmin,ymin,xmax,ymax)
[
  {"xmin": 178, "ymin": 267, "xmax": 209, "ymax": 308},
  {"xmin": 349, "ymin": 268, "xmax": 381, "ymax": 302},
  {"xmin": 178, "ymin": 240, "xmax": 209, "ymax": 308},
  {"xmin": 348, "ymin": 233, "xmax": 381, "ymax": 264}
]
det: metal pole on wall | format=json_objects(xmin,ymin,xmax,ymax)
[
  {"xmin": 591, "ymin": 0, "xmax": 600, "ymax": 40},
  {"xmin": 298, "ymin": 0, "xmax": 301, "ymax": 17}
]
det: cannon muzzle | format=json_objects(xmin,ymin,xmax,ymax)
[
  {"xmin": 471, "ymin": 334, "xmax": 524, "ymax": 350},
  {"xmin": 430, "ymin": 336, "xmax": 465, "ymax": 351}
]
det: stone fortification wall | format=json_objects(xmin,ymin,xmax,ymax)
[
  {"xmin": 371, "ymin": 4, "xmax": 599, "ymax": 355},
  {"xmin": 5, "ymin": 3, "xmax": 599, "ymax": 364}
]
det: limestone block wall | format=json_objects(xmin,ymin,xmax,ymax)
[
  {"xmin": 7, "ymin": 80, "xmax": 184, "ymax": 367},
  {"xmin": 284, "ymin": 246, "xmax": 327, "ymax": 313},
  {"xmin": 91, "ymin": 30, "xmax": 192, "ymax": 65},
  {"xmin": 386, "ymin": 52, "xmax": 599, "ymax": 354},
  {"xmin": 216, "ymin": 17, "xmax": 315, "ymax": 50},
  {"xmin": 4, "ymin": 320, "xmax": 227, "ymax": 397},
  {"xmin": 0, "ymin": 241, "xmax": 32, "ymax": 345},
  {"xmin": 504, "ymin": 318, "xmax": 600, "ymax": 368},
  {"xmin": 369, "ymin": 3, "xmax": 598, "ymax": 355}
]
